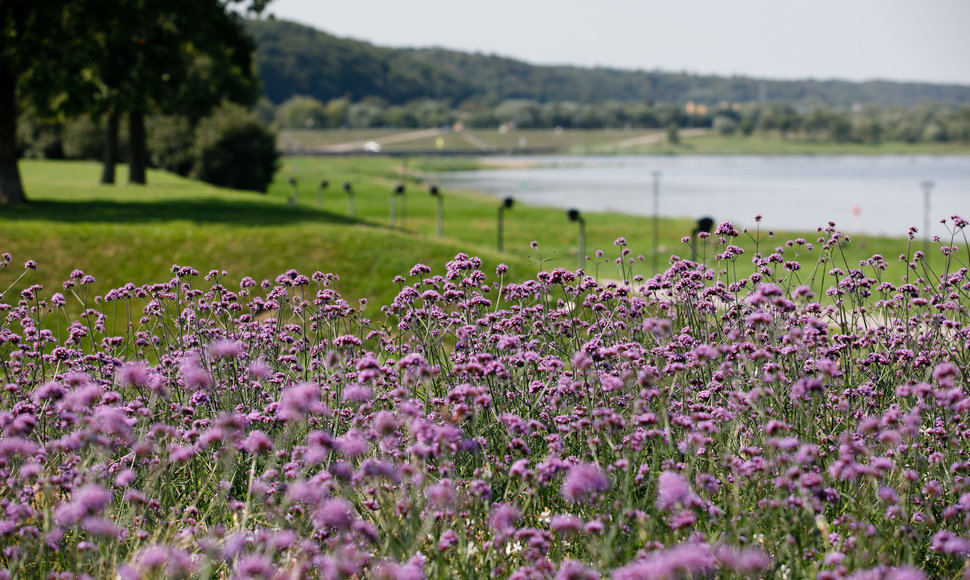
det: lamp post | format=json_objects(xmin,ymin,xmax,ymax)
[
  {"xmin": 691, "ymin": 216, "xmax": 715, "ymax": 262},
  {"xmin": 567, "ymin": 208, "xmax": 586, "ymax": 270},
  {"xmin": 343, "ymin": 182, "xmax": 355, "ymax": 218},
  {"xmin": 287, "ymin": 177, "xmax": 298, "ymax": 207},
  {"xmin": 922, "ymin": 180, "xmax": 934, "ymax": 254},
  {"xmin": 497, "ymin": 197, "xmax": 514, "ymax": 252},
  {"xmin": 430, "ymin": 185, "xmax": 443, "ymax": 237},
  {"xmin": 391, "ymin": 184, "xmax": 406, "ymax": 229},
  {"xmin": 316, "ymin": 180, "xmax": 328, "ymax": 209},
  {"xmin": 651, "ymin": 170, "xmax": 662, "ymax": 274}
]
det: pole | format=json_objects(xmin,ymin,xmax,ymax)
[
  {"xmin": 344, "ymin": 183, "xmax": 355, "ymax": 218},
  {"xmin": 287, "ymin": 177, "xmax": 298, "ymax": 207},
  {"xmin": 497, "ymin": 198, "xmax": 514, "ymax": 252},
  {"xmin": 316, "ymin": 180, "xmax": 328, "ymax": 209},
  {"xmin": 436, "ymin": 195, "xmax": 443, "ymax": 237},
  {"xmin": 401, "ymin": 192, "xmax": 407, "ymax": 230},
  {"xmin": 652, "ymin": 170, "xmax": 661, "ymax": 274},
  {"xmin": 577, "ymin": 218, "xmax": 586, "ymax": 270},
  {"xmin": 922, "ymin": 180, "xmax": 934, "ymax": 254}
]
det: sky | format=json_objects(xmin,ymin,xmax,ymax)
[{"xmin": 265, "ymin": 0, "xmax": 970, "ymax": 86}]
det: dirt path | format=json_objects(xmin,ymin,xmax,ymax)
[
  {"xmin": 319, "ymin": 128, "xmax": 448, "ymax": 153},
  {"xmin": 611, "ymin": 127, "xmax": 710, "ymax": 148}
]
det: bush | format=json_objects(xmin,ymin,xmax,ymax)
[
  {"xmin": 16, "ymin": 107, "xmax": 63, "ymax": 159},
  {"xmin": 192, "ymin": 103, "xmax": 279, "ymax": 192},
  {"xmin": 712, "ymin": 114, "xmax": 738, "ymax": 136},
  {"xmin": 147, "ymin": 115, "xmax": 195, "ymax": 176},
  {"xmin": 274, "ymin": 94, "xmax": 328, "ymax": 129},
  {"xmin": 61, "ymin": 115, "xmax": 105, "ymax": 160}
]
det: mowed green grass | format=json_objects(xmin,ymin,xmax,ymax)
[
  {"xmin": 2, "ymin": 157, "xmax": 957, "ymax": 318},
  {"xmin": 279, "ymin": 128, "xmax": 665, "ymax": 153},
  {"xmin": 610, "ymin": 132, "xmax": 970, "ymax": 155},
  {"xmin": 282, "ymin": 127, "xmax": 970, "ymax": 156},
  {"xmin": 2, "ymin": 160, "xmax": 537, "ymax": 312}
]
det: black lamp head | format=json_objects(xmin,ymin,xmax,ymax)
[
  {"xmin": 320, "ymin": 180, "xmax": 329, "ymax": 188},
  {"xmin": 394, "ymin": 184, "xmax": 406, "ymax": 195},
  {"xmin": 343, "ymin": 182, "xmax": 352, "ymax": 192},
  {"xmin": 697, "ymin": 216, "xmax": 714, "ymax": 233},
  {"xmin": 502, "ymin": 197, "xmax": 514, "ymax": 209},
  {"xmin": 429, "ymin": 185, "xmax": 440, "ymax": 196},
  {"xmin": 567, "ymin": 208, "xmax": 581, "ymax": 222}
]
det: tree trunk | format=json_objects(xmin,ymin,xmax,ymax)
[
  {"xmin": 128, "ymin": 111, "xmax": 147, "ymax": 184},
  {"xmin": 0, "ymin": 61, "xmax": 25, "ymax": 205},
  {"xmin": 100, "ymin": 110, "xmax": 120, "ymax": 184}
]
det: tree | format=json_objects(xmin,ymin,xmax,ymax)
[
  {"xmin": 0, "ymin": 0, "xmax": 271, "ymax": 203},
  {"xmin": 0, "ymin": 1, "xmax": 100, "ymax": 204},
  {"xmin": 93, "ymin": 0, "xmax": 264, "ymax": 185}
]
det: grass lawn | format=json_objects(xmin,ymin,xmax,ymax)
[
  {"xmin": 612, "ymin": 132, "xmax": 970, "ymax": 155},
  {"xmin": 2, "ymin": 157, "xmax": 960, "ymax": 318}
]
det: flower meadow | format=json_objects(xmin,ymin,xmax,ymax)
[{"xmin": 2, "ymin": 219, "xmax": 970, "ymax": 579}]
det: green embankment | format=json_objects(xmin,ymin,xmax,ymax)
[
  {"xmin": 280, "ymin": 128, "xmax": 970, "ymax": 156},
  {"xmin": 2, "ymin": 157, "xmax": 955, "ymax": 317}
]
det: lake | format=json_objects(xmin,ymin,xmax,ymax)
[{"xmin": 436, "ymin": 155, "xmax": 970, "ymax": 239}]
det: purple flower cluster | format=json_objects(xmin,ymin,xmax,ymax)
[{"xmin": 1, "ymin": 221, "xmax": 969, "ymax": 577}]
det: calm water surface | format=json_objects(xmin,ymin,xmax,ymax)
[{"xmin": 436, "ymin": 155, "xmax": 970, "ymax": 238}]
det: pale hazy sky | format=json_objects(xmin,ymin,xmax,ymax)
[{"xmin": 265, "ymin": 0, "xmax": 970, "ymax": 85}]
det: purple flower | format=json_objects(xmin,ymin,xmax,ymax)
[
  {"xmin": 81, "ymin": 516, "xmax": 122, "ymax": 539},
  {"xmin": 550, "ymin": 514, "xmax": 585, "ymax": 535},
  {"xmin": 208, "ymin": 339, "xmax": 244, "ymax": 360},
  {"xmin": 712, "ymin": 545, "xmax": 771, "ymax": 574},
  {"xmin": 374, "ymin": 561, "xmax": 426, "ymax": 580},
  {"xmin": 277, "ymin": 383, "xmax": 327, "ymax": 421},
  {"xmin": 335, "ymin": 431, "xmax": 368, "ymax": 457},
  {"xmin": 557, "ymin": 560, "xmax": 601, "ymax": 580},
  {"xmin": 561, "ymin": 462, "xmax": 610, "ymax": 503},
  {"xmin": 55, "ymin": 484, "xmax": 111, "ymax": 525},
  {"xmin": 117, "ymin": 362, "xmax": 150, "ymax": 387},
  {"xmin": 313, "ymin": 498, "xmax": 356, "ymax": 531},
  {"xmin": 132, "ymin": 544, "xmax": 196, "ymax": 577},
  {"xmin": 932, "ymin": 362, "xmax": 959, "ymax": 387},
  {"xmin": 488, "ymin": 503, "xmax": 521, "ymax": 533},
  {"xmin": 235, "ymin": 554, "xmax": 276, "ymax": 579},
  {"xmin": 342, "ymin": 383, "xmax": 373, "ymax": 402},
  {"xmin": 425, "ymin": 479, "xmax": 456, "ymax": 508},
  {"xmin": 241, "ymin": 430, "xmax": 273, "ymax": 454},
  {"xmin": 114, "ymin": 469, "xmax": 137, "ymax": 488},
  {"xmin": 930, "ymin": 530, "xmax": 970, "ymax": 556},
  {"xmin": 655, "ymin": 471, "xmax": 698, "ymax": 512},
  {"xmin": 611, "ymin": 543, "xmax": 715, "ymax": 580},
  {"xmin": 372, "ymin": 411, "xmax": 399, "ymax": 435}
]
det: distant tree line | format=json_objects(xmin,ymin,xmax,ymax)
[
  {"xmin": 246, "ymin": 18, "xmax": 970, "ymax": 111},
  {"xmin": 263, "ymin": 95, "xmax": 970, "ymax": 144}
]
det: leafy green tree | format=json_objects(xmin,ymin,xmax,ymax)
[
  {"xmin": 0, "ymin": 1, "xmax": 101, "ymax": 203},
  {"xmin": 93, "ymin": 0, "xmax": 266, "ymax": 185},
  {"xmin": 712, "ymin": 114, "xmax": 738, "ymax": 136},
  {"xmin": 275, "ymin": 95, "xmax": 328, "ymax": 128}
]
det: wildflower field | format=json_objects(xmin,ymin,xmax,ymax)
[{"xmin": 2, "ymin": 212, "xmax": 970, "ymax": 578}]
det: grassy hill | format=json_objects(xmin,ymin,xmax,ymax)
[
  {"xmin": 2, "ymin": 158, "xmax": 949, "ymax": 320},
  {"xmin": 246, "ymin": 18, "xmax": 970, "ymax": 108}
]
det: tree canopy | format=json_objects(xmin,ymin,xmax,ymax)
[
  {"xmin": 0, "ymin": 0, "xmax": 271, "ymax": 203},
  {"xmin": 246, "ymin": 18, "xmax": 970, "ymax": 110}
]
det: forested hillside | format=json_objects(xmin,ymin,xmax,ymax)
[{"xmin": 246, "ymin": 18, "xmax": 970, "ymax": 108}]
